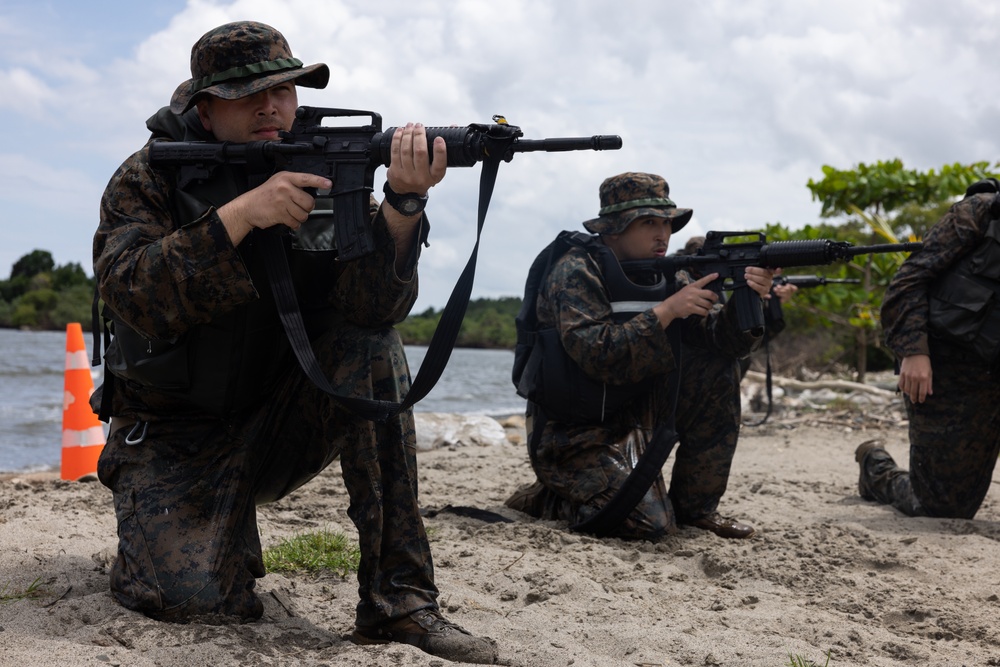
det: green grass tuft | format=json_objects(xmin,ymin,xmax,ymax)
[
  {"xmin": 787, "ymin": 650, "xmax": 832, "ymax": 667},
  {"xmin": 0, "ymin": 577, "xmax": 45, "ymax": 603},
  {"xmin": 263, "ymin": 528, "xmax": 361, "ymax": 578}
]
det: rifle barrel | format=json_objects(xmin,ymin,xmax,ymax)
[
  {"xmin": 777, "ymin": 275, "xmax": 862, "ymax": 287},
  {"xmin": 511, "ymin": 136, "xmax": 623, "ymax": 153},
  {"xmin": 845, "ymin": 242, "xmax": 923, "ymax": 256}
]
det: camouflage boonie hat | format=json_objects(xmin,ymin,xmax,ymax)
[
  {"xmin": 583, "ymin": 172, "xmax": 693, "ymax": 235},
  {"xmin": 681, "ymin": 235, "xmax": 706, "ymax": 256},
  {"xmin": 170, "ymin": 21, "xmax": 330, "ymax": 114}
]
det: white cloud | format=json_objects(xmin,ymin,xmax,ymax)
[
  {"xmin": 1, "ymin": 0, "xmax": 999, "ymax": 309},
  {"xmin": 0, "ymin": 68, "xmax": 55, "ymax": 113}
]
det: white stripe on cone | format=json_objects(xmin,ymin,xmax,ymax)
[
  {"xmin": 65, "ymin": 349, "xmax": 90, "ymax": 371},
  {"xmin": 62, "ymin": 426, "xmax": 106, "ymax": 448}
]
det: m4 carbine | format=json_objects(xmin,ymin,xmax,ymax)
[
  {"xmin": 622, "ymin": 230, "xmax": 922, "ymax": 332},
  {"xmin": 148, "ymin": 106, "xmax": 623, "ymax": 260}
]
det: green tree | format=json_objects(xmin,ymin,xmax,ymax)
[
  {"xmin": 458, "ymin": 307, "xmax": 514, "ymax": 348},
  {"xmin": 50, "ymin": 284, "xmax": 96, "ymax": 329},
  {"xmin": 0, "ymin": 251, "xmax": 95, "ymax": 331},
  {"xmin": 0, "ymin": 275, "xmax": 30, "ymax": 302},
  {"xmin": 10, "ymin": 302, "xmax": 38, "ymax": 329},
  {"xmin": 51, "ymin": 262, "xmax": 91, "ymax": 290},
  {"xmin": 397, "ymin": 297, "xmax": 520, "ymax": 348},
  {"xmin": 807, "ymin": 159, "xmax": 998, "ymax": 222},
  {"xmin": 10, "ymin": 250, "xmax": 55, "ymax": 280}
]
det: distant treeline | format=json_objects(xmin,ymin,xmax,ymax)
[
  {"xmin": 0, "ymin": 247, "xmax": 524, "ymax": 347},
  {"xmin": 397, "ymin": 297, "xmax": 520, "ymax": 349},
  {"xmin": 0, "ymin": 250, "xmax": 94, "ymax": 331}
]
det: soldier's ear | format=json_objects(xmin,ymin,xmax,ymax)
[{"xmin": 195, "ymin": 98, "xmax": 214, "ymax": 132}]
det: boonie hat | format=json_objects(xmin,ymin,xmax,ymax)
[
  {"xmin": 583, "ymin": 172, "xmax": 693, "ymax": 236},
  {"xmin": 682, "ymin": 235, "xmax": 706, "ymax": 256},
  {"xmin": 170, "ymin": 21, "xmax": 330, "ymax": 114}
]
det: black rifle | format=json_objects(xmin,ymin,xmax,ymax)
[
  {"xmin": 774, "ymin": 275, "xmax": 861, "ymax": 288},
  {"xmin": 622, "ymin": 230, "xmax": 922, "ymax": 332},
  {"xmin": 145, "ymin": 106, "xmax": 621, "ymax": 423},
  {"xmin": 148, "ymin": 106, "xmax": 623, "ymax": 260}
]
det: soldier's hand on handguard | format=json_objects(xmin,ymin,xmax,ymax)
[
  {"xmin": 745, "ymin": 266, "xmax": 775, "ymax": 298},
  {"xmin": 217, "ymin": 171, "xmax": 333, "ymax": 245},
  {"xmin": 383, "ymin": 123, "xmax": 448, "ymax": 273},
  {"xmin": 898, "ymin": 354, "xmax": 933, "ymax": 404},
  {"xmin": 654, "ymin": 272, "xmax": 720, "ymax": 328},
  {"xmin": 773, "ymin": 282, "xmax": 798, "ymax": 304},
  {"xmin": 384, "ymin": 122, "xmax": 447, "ymax": 204},
  {"xmin": 769, "ymin": 268, "xmax": 797, "ymax": 304}
]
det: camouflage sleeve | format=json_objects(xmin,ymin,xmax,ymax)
[
  {"xmin": 329, "ymin": 200, "xmax": 424, "ymax": 326},
  {"xmin": 539, "ymin": 246, "xmax": 676, "ymax": 385},
  {"xmin": 94, "ymin": 147, "xmax": 257, "ymax": 340},
  {"xmin": 675, "ymin": 269, "xmax": 763, "ymax": 359},
  {"xmin": 881, "ymin": 193, "xmax": 992, "ymax": 359}
]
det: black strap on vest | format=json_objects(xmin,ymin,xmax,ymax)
[
  {"xmin": 91, "ymin": 283, "xmax": 117, "ymax": 423},
  {"xmin": 569, "ymin": 324, "xmax": 683, "ymax": 537},
  {"xmin": 262, "ymin": 148, "xmax": 509, "ymax": 423}
]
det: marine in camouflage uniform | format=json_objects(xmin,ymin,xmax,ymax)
[
  {"xmin": 91, "ymin": 21, "xmax": 497, "ymax": 665},
  {"xmin": 857, "ymin": 186, "xmax": 1000, "ymax": 519},
  {"xmin": 505, "ymin": 172, "xmax": 768, "ymax": 540}
]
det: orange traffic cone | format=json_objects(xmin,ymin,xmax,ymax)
[{"xmin": 61, "ymin": 322, "xmax": 105, "ymax": 480}]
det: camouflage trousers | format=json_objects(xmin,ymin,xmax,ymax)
[
  {"xmin": 509, "ymin": 349, "xmax": 742, "ymax": 540},
  {"xmin": 97, "ymin": 323, "xmax": 437, "ymax": 625},
  {"xmin": 859, "ymin": 354, "xmax": 1000, "ymax": 518}
]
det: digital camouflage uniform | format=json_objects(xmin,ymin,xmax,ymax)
[
  {"xmin": 92, "ymin": 96, "xmax": 437, "ymax": 627},
  {"xmin": 507, "ymin": 241, "xmax": 757, "ymax": 540},
  {"xmin": 862, "ymin": 192, "xmax": 1000, "ymax": 518}
]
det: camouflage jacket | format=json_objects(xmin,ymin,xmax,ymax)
[
  {"xmin": 94, "ymin": 107, "xmax": 424, "ymax": 416},
  {"xmin": 881, "ymin": 192, "xmax": 995, "ymax": 359},
  {"xmin": 537, "ymin": 242, "xmax": 760, "ymax": 386}
]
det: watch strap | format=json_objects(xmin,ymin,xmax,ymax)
[{"xmin": 382, "ymin": 181, "xmax": 427, "ymax": 215}]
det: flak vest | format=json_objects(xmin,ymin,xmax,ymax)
[
  {"xmin": 100, "ymin": 119, "xmax": 340, "ymax": 417},
  {"xmin": 927, "ymin": 215, "xmax": 1000, "ymax": 370},
  {"xmin": 594, "ymin": 243, "xmax": 670, "ymax": 324},
  {"xmin": 513, "ymin": 234, "xmax": 669, "ymax": 423}
]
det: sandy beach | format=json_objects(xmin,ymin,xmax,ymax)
[{"xmin": 2, "ymin": 386, "xmax": 999, "ymax": 667}]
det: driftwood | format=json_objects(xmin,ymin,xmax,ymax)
[{"xmin": 743, "ymin": 370, "xmax": 897, "ymax": 398}]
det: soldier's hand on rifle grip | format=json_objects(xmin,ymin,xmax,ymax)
[
  {"xmin": 898, "ymin": 354, "xmax": 933, "ymax": 404},
  {"xmin": 217, "ymin": 171, "xmax": 333, "ymax": 245},
  {"xmin": 654, "ymin": 273, "xmax": 720, "ymax": 328}
]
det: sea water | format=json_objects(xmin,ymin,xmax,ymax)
[{"xmin": 0, "ymin": 328, "xmax": 524, "ymax": 473}]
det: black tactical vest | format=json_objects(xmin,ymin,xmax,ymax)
[
  {"xmin": 512, "ymin": 232, "xmax": 669, "ymax": 423},
  {"xmin": 100, "ymin": 109, "xmax": 340, "ymax": 417},
  {"xmin": 928, "ymin": 215, "xmax": 1000, "ymax": 369}
]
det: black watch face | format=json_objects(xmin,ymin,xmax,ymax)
[{"xmin": 399, "ymin": 198, "xmax": 424, "ymax": 215}]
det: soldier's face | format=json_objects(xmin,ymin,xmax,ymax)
[
  {"xmin": 605, "ymin": 215, "xmax": 673, "ymax": 261},
  {"xmin": 196, "ymin": 82, "xmax": 299, "ymax": 142}
]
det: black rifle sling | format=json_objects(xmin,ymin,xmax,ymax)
[
  {"xmin": 263, "ymin": 152, "xmax": 506, "ymax": 423},
  {"xmin": 569, "ymin": 325, "xmax": 683, "ymax": 537},
  {"xmin": 744, "ymin": 337, "xmax": 774, "ymax": 427}
]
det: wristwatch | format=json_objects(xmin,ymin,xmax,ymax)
[{"xmin": 382, "ymin": 182, "xmax": 428, "ymax": 216}]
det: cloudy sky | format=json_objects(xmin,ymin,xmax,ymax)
[{"xmin": 2, "ymin": 0, "xmax": 998, "ymax": 311}]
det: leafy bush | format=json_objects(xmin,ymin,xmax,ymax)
[{"xmin": 0, "ymin": 251, "xmax": 95, "ymax": 331}]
